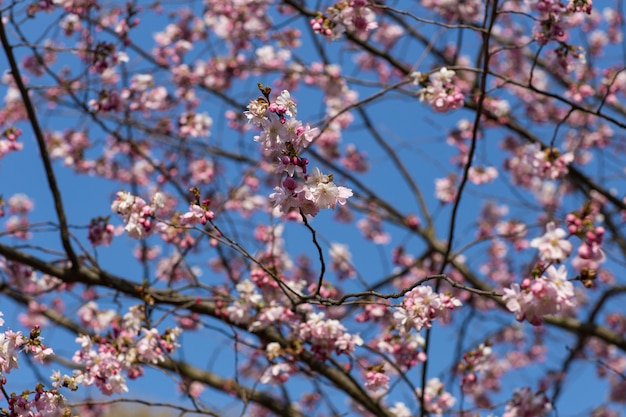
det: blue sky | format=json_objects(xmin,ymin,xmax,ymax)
[{"xmin": 0, "ymin": 1, "xmax": 625, "ymax": 416}]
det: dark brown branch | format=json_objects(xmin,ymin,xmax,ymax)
[
  {"xmin": 0, "ymin": 13, "xmax": 79, "ymax": 270},
  {"xmin": 0, "ymin": 242, "xmax": 395, "ymax": 417}
]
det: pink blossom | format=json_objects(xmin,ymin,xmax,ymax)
[
  {"xmin": 394, "ymin": 286, "xmax": 462, "ymax": 333},
  {"xmin": 246, "ymin": 90, "xmax": 352, "ymax": 216},
  {"xmin": 135, "ymin": 328, "xmax": 165, "ymax": 364},
  {"xmin": 88, "ymin": 217, "xmax": 116, "ymax": 246},
  {"xmin": 7, "ymin": 194, "xmax": 34, "ymax": 214},
  {"xmin": 0, "ymin": 329, "xmax": 25, "ymax": 373},
  {"xmin": 568, "ymin": 0, "xmax": 593, "ymax": 14},
  {"xmin": 502, "ymin": 265, "xmax": 575, "ymax": 325},
  {"xmin": 415, "ymin": 378, "xmax": 456, "ymax": 416},
  {"xmin": 572, "ymin": 241, "xmax": 606, "ymax": 271},
  {"xmin": 180, "ymin": 380, "xmax": 205, "ymax": 399},
  {"xmin": 260, "ymin": 363, "xmax": 293, "ymax": 385},
  {"xmin": 341, "ymin": 144, "xmax": 369, "ymax": 172},
  {"xmin": 226, "ymin": 280, "xmax": 263, "ymax": 325},
  {"xmin": 155, "ymin": 252, "xmax": 201, "ymax": 283},
  {"xmin": 503, "ymin": 387, "xmax": 552, "ymax": 417},
  {"xmin": 389, "ymin": 402, "xmax": 411, "ymax": 417},
  {"xmin": 304, "ymin": 167, "xmax": 353, "ymax": 210},
  {"xmin": 77, "ymin": 301, "xmax": 117, "ymax": 333},
  {"xmin": 435, "ymin": 176, "xmax": 457, "ymax": 203},
  {"xmin": 530, "ymin": 222, "xmax": 573, "ymax": 262},
  {"xmin": 468, "ymin": 166, "xmax": 499, "ymax": 185},
  {"xmin": 298, "ymin": 312, "xmax": 363, "ymax": 359},
  {"xmin": 31, "ymin": 344, "xmax": 54, "ymax": 363},
  {"xmin": 312, "ymin": 1, "xmax": 378, "ymax": 40},
  {"xmin": 372, "ymin": 22, "xmax": 404, "ymax": 48},
  {"xmin": 414, "ymin": 67, "xmax": 465, "ymax": 112},
  {"xmin": 178, "ymin": 112, "xmax": 213, "ymax": 138},
  {"xmin": 111, "ymin": 191, "xmax": 164, "ymax": 239},
  {"xmin": 422, "ymin": 0, "xmax": 483, "ymax": 22},
  {"xmin": 364, "ymin": 369, "xmax": 390, "ymax": 392},
  {"xmin": 180, "ymin": 203, "xmax": 215, "ymax": 226},
  {"xmin": 4, "ymin": 214, "xmax": 32, "ymax": 239},
  {"xmin": 329, "ymin": 242, "xmax": 355, "ymax": 279},
  {"xmin": 357, "ymin": 212, "xmax": 390, "ymax": 244},
  {"xmin": 275, "ymin": 89, "xmax": 297, "ymax": 117}
]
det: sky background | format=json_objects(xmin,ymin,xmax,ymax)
[{"xmin": 0, "ymin": 1, "xmax": 624, "ymax": 416}]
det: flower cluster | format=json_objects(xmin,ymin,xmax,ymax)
[
  {"xmin": 126, "ymin": 73, "xmax": 170, "ymax": 112},
  {"xmin": 415, "ymin": 378, "xmax": 456, "ymax": 416},
  {"xmin": 375, "ymin": 332, "xmax": 426, "ymax": 371},
  {"xmin": 393, "ymin": 286, "xmax": 462, "ymax": 334},
  {"xmin": 529, "ymin": 0, "xmax": 569, "ymax": 45},
  {"xmin": 298, "ymin": 312, "xmax": 363, "ymax": 360},
  {"xmin": 88, "ymin": 217, "xmax": 117, "ymax": 247},
  {"xmin": 422, "ymin": 0, "xmax": 483, "ymax": 22},
  {"xmin": 0, "ymin": 314, "xmax": 63, "ymax": 415},
  {"xmin": 328, "ymin": 242, "xmax": 355, "ymax": 279},
  {"xmin": 357, "ymin": 212, "xmax": 390, "ymax": 244},
  {"xmin": 226, "ymin": 280, "xmax": 263, "ymax": 325},
  {"xmin": 4, "ymin": 193, "xmax": 34, "ymax": 240},
  {"xmin": 413, "ymin": 67, "xmax": 465, "ymax": 112},
  {"xmin": 155, "ymin": 252, "xmax": 202, "ymax": 284},
  {"xmin": 1, "ymin": 126, "xmax": 23, "ymax": 158},
  {"xmin": 259, "ymin": 343, "xmax": 295, "ymax": 385},
  {"xmin": 502, "ymin": 265, "xmax": 575, "ymax": 325},
  {"xmin": 468, "ymin": 166, "xmax": 499, "ymax": 185},
  {"xmin": 506, "ymin": 143, "xmax": 574, "ymax": 184},
  {"xmin": 260, "ymin": 362, "xmax": 294, "ymax": 385},
  {"xmin": 457, "ymin": 342, "xmax": 494, "ymax": 388},
  {"xmin": 503, "ymin": 387, "xmax": 552, "ymax": 417},
  {"xmin": 435, "ymin": 175, "xmax": 458, "ymax": 203},
  {"xmin": 53, "ymin": 305, "xmax": 182, "ymax": 396},
  {"xmin": 363, "ymin": 368, "xmax": 390, "ymax": 393},
  {"xmin": 269, "ymin": 167, "xmax": 353, "ymax": 216},
  {"xmin": 245, "ymin": 89, "xmax": 353, "ymax": 216},
  {"xmin": 46, "ymin": 130, "xmax": 92, "ymax": 172},
  {"xmin": 568, "ymin": 0, "xmax": 593, "ymax": 14},
  {"xmin": 310, "ymin": 1, "xmax": 378, "ymax": 40},
  {"xmin": 0, "ymin": 320, "xmax": 54, "ymax": 374},
  {"xmin": 111, "ymin": 191, "xmax": 164, "ymax": 239},
  {"xmin": 536, "ymin": 146, "xmax": 575, "ymax": 180},
  {"xmin": 179, "ymin": 201, "xmax": 215, "ymax": 227},
  {"xmin": 7, "ymin": 387, "xmax": 68, "ymax": 417},
  {"xmin": 566, "ymin": 204, "xmax": 606, "ymax": 277},
  {"xmin": 178, "ymin": 112, "xmax": 213, "ymax": 138}
]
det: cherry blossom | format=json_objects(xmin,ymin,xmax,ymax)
[
  {"xmin": 328, "ymin": 242, "xmax": 355, "ymax": 279},
  {"xmin": 530, "ymin": 222, "xmax": 573, "ymax": 262},
  {"xmin": 414, "ymin": 67, "xmax": 465, "ymax": 112},
  {"xmin": 502, "ymin": 265, "xmax": 575, "ymax": 325},
  {"xmin": 415, "ymin": 378, "xmax": 456, "ymax": 416},
  {"xmin": 363, "ymin": 369, "xmax": 390, "ymax": 393},
  {"xmin": 260, "ymin": 362, "xmax": 294, "ymax": 385},
  {"xmin": 298, "ymin": 312, "xmax": 363, "ymax": 360},
  {"xmin": 468, "ymin": 166, "xmax": 499, "ymax": 185},
  {"xmin": 0, "ymin": 1, "xmax": 624, "ymax": 416},
  {"xmin": 503, "ymin": 387, "xmax": 552, "ymax": 417},
  {"xmin": 394, "ymin": 286, "xmax": 462, "ymax": 334},
  {"xmin": 246, "ymin": 88, "xmax": 352, "ymax": 216},
  {"xmin": 111, "ymin": 191, "xmax": 165, "ymax": 239},
  {"xmin": 435, "ymin": 175, "xmax": 458, "ymax": 203}
]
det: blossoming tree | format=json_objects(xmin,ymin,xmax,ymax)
[{"xmin": 0, "ymin": 0, "xmax": 624, "ymax": 416}]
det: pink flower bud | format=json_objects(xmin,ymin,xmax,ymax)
[{"xmin": 578, "ymin": 243, "xmax": 591, "ymax": 259}]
